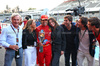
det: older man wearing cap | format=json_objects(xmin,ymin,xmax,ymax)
[{"xmin": 36, "ymin": 15, "xmax": 52, "ymax": 66}]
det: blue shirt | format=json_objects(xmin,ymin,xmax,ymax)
[
  {"xmin": 36, "ymin": 21, "xmax": 41, "ymax": 27},
  {"xmin": 0, "ymin": 24, "xmax": 22, "ymax": 48}
]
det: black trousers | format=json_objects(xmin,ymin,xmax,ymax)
[
  {"xmin": 51, "ymin": 51, "xmax": 61, "ymax": 66},
  {"xmin": 64, "ymin": 50, "xmax": 77, "ymax": 66}
]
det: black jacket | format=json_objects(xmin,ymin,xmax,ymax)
[
  {"xmin": 75, "ymin": 28, "xmax": 96, "ymax": 57},
  {"xmin": 51, "ymin": 26, "xmax": 66, "ymax": 51},
  {"xmin": 61, "ymin": 24, "xmax": 77, "ymax": 51},
  {"xmin": 22, "ymin": 29, "xmax": 37, "ymax": 49}
]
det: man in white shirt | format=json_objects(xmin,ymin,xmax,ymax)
[
  {"xmin": 0, "ymin": 13, "xmax": 23, "ymax": 66},
  {"xmin": 75, "ymin": 17, "xmax": 96, "ymax": 66}
]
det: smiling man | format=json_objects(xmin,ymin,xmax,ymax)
[
  {"xmin": 76, "ymin": 17, "xmax": 96, "ymax": 66},
  {"xmin": 0, "ymin": 13, "xmax": 23, "ymax": 66},
  {"xmin": 87, "ymin": 17, "xmax": 100, "ymax": 45},
  {"xmin": 36, "ymin": 15, "xmax": 52, "ymax": 66},
  {"xmin": 61, "ymin": 15, "xmax": 77, "ymax": 66},
  {"xmin": 87, "ymin": 17, "xmax": 100, "ymax": 66}
]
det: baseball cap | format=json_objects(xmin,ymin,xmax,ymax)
[{"xmin": 41, "ymin": 15, "xmax": 48, "ymax": 20}]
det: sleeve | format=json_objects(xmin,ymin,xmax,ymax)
[
  {"xmin": 61, "ymin": 27, "xmax": 66, "ymax": 51},
  {"xmin": 73, "ymin": 25, "xmax": 77, "ymax": 38},
  {"xmin": 0, "ymin": 28, "xmax": 10, "ymax": 48},
  {"xmin": 34, "ymin": 30, "xmax": 37, "ymax": 42},
  {"xmin": 91, "ymin": 31, "xmax": 96, "ymax": 43},
  {"xmin": 22, "ymin": 30, "xmax": 27, "ymax": 49},
  {"xmin": 36, "ymin": 27, "xmax": 40, "ymax": 43}
]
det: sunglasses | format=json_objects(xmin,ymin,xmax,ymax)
[
  {"xmin": 41, "ymin": 19, "xmax": 48, "ymax": 21},
  {"xmin": 64, "ymin": 20, "xmax": 68, "ymax": 22}
]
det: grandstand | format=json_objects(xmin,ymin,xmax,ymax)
[
  {"xmin": 51, "ymin": 0, "xmax": 100, "ymax": 12},
  {"xmin": 49, "ymin": 0, "xmax": 100, "ymax": 24}
]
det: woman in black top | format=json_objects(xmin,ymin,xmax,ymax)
[
  {"xmin": 48, "ymin": 17, "xmax": 66, "ymax": 66},
  {"xmin": 22, "ymin": 19, "xmax": 37, "ymax": 66}
]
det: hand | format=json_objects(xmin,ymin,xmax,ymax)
[
  {"xmin": 62, "ymin": 22, "xmax": 68, "ymax": 27},
  {"xmin": 38, "ymin": 42, "xmax": 43, "ymax": 46},
  {"xmin": 61, "ymin": 51, "xmax": 64, "ymax": 55},
  {"xmin": 9, "ymin": 45, "xmax": 19, "ymax": 51},
  {"xmin": 62, "ymin": 22, "xmax": 65, "ymax": 25},
  {"xmin": 75, "ymin": 22, "xmax": 78, "ymax": 27},
  {"xmin": 92, "ymin": 39, "xmax": 96, "ymax": 42}
]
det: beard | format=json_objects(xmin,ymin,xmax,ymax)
[
  {"xmin": 65, "ymin": 23, "xmax": 70, "ymax": 27},
  {"xmin": 42, "ymin": 22, "xmax": 47, "ymax": 26}
]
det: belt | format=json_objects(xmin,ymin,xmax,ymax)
[
  {"xmin": 6, "ymin": 47, "xmax": 22, "ymax": 50},
  {"xmin": 27, "ymin": 45, "xmax": 34, "ymax": 47},
  {"xmin": 43, "ymin": 44, "xmax": 50, "ymax": 47}
]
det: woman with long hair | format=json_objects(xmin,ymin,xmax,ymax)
[
  {"xmin": 22, "ymin": 19, "xmax": 37, "ymax": 66},
  {"xmin": 48, "ymin": 17, "xmax": 66, "ymax": 66}
]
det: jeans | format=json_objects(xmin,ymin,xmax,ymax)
[
  {"xmin": 4, "ymin": 48, "xmax": 23, "ymax": 66},
  {"xmin": 64, "ymin": 50, "xmax": 77, "ymax": 66}
]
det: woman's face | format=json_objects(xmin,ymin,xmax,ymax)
[
  {"xmin": 31, "ymin": 20, "xmax": 36, "ymax": 28},
  {"xmin": 49, "ymin": 20, "xmax": 55, "ymax": 27}
]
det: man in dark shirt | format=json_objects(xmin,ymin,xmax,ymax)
[{"xmin": 61, "ymin": 15, "xmax": 77, "ymax": 66}]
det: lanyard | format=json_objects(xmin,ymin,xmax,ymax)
[
  {"xmin": 79, "ymin": 30, "xmax": 86, "ymax": 42},
  {"xmin": 11, "ymin": 25, "xmax": 19, "ymax": 45}
]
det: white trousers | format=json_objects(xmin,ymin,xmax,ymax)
[
  {"xmin": 77, "ymin": 50, "xmax": 94, "ymax": 66},
  {"xmin": 24, "ymin": 46, "xmax": 37, "ymax": 66}
]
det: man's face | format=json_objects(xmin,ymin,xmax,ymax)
[
  {"xmin": 64, "ymin": 18, "xmax": 71, "ymax": 27},
  {"xmin": 41, "ymin": 19, "xmax": 48, "ymax": 26},
  {"xmin": 77, "ymin": 19, "xmax": 83, "ymax": 29},
  {"xmin": 36, "ymin": 19, "xmax": 38, "ymax": 22},
  {"xmin": 12, "ymin": 15, "xmax": 20, "ymax": 28},
  {"xmin": 87, "ymin": 21, "xmax": 94, "ymax": 31}
]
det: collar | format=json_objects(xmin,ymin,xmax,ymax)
[
  {"xmin": 41, "ymin": 25, "xmax": 48, "ymax": 27},
  {"xmin": 11, "ymin": 24, "xmax": 19, "ymax": 30}
]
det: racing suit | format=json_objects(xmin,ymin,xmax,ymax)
[{"xmin": 36, "ymin": 25, "xmax": 52, "ymax": 66}]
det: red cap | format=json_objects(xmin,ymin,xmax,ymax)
[{"xmin": 41, "ymin": 15, "xmax": 48, "ymax": 20}]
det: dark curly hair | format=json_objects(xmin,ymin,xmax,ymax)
[
  {"xmin": 88, "ymin": 17, "xmax": 100, "ymax": 28},
  {"xmin": 79, "ymin": 17, "xmax": 88, "ymax": 28}
]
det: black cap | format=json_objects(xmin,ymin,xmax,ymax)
[{"xmin": 25, "ymin": 17, "xmax": 29, "ymax": 20}]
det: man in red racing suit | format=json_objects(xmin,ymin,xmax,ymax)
[{"xmin": 36, "ymin": 15, "xmax": 52, "ymax": 66}]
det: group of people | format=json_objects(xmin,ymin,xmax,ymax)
[{"xmin": 0, "ymin": 13, "xmax": 100, "ymax": 66}]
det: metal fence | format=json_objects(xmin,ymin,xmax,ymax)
[{"xmin": 49, "ymin": 10, "xmax": 100, "ymax": 24}]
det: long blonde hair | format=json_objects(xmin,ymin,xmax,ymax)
[{"xmin": 24, "ymin": 19, "xmax": 35, "ymax": 33}]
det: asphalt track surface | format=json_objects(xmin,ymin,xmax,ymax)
[{"xmin": 0, "ymin": 47, "xmax": 99, "ymax": 66}]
